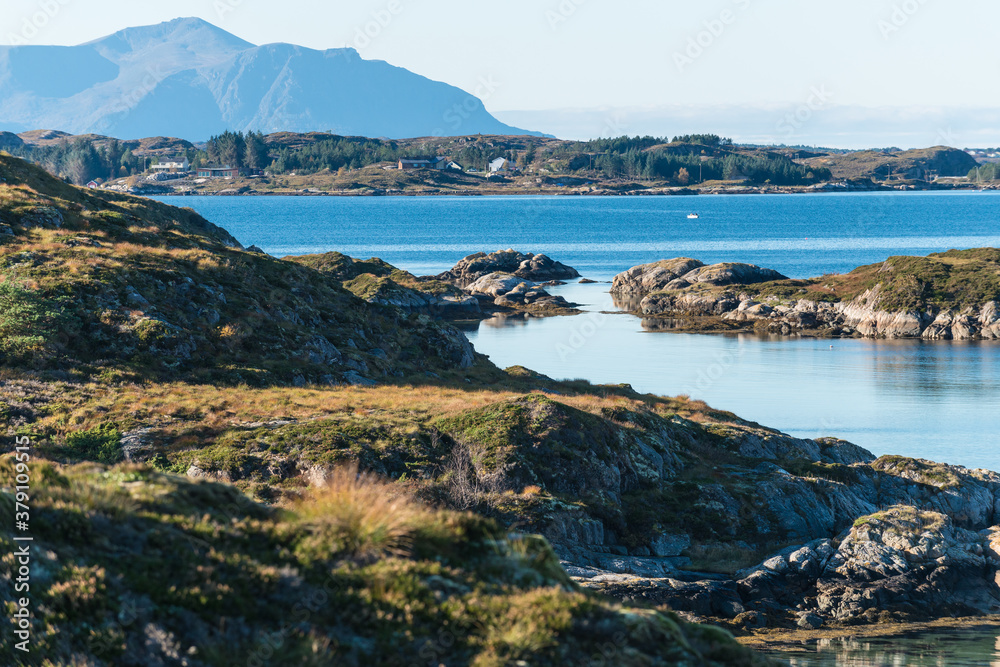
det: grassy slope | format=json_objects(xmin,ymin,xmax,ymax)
[
  {"xmin": 801, "ymin": 146, "xmax": 978, "ymax": 180},
  {"xmin": 17, "ymin": 368, "xmax": 835, "ymax": 560},
  {"xmin": 0, "ymin": 154, "xmax": 773, "ymax": 665},
  {"xmin": 0, "ymin": 457, "xmax": 769, "ymax": 666},
  {"xmin": 285, "ymin": 251, "xmax": 463, "ymax": 300},
  {"xmin": 0, "ymin": 153, "xmax": 475, "ymax": 386}
]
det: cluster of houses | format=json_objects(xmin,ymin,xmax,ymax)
[
  {"xmin": 396, "ymin": 156, "xmax": 518, "ymax": 175},
  {"xmin": 92, "ymin": 153, "xmax": 525, "ymax": 184},
  {"xmin": 967, "ymin": 149, "xmax": 1000, "ymax": 161},
  {"xmin": 141, "ymin": 156, "xmax": 241, "ymax": 179},
  {"xmin": 146, "ymin": 156, "xmax": 242, "ymax": 179}
]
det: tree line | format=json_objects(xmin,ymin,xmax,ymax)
[
  {"xmin": 7, "ymin": 131, "xmax": 831, "ymax": 186},
  {"xmin": 564, "ymin": 147, "xmax": 830, "ymax": 185},
  {"xmin": 269, "ymin": 136, "xmax": 406, "ymax": 174},
  {"xmin": 205, "ymin": 131, "xmax": 269, "ymax": 171},
  {"xmin": 970, "ymin": 163, "xmax": 1000, "ymax": 182},
  {"xmin": 7, "ymin": 139, "xmax": 149, "ymax": 185}
]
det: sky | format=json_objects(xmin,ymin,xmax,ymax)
[{"xmin": 3, "ymin": 0, "xmax": 999, "ymax": 146}]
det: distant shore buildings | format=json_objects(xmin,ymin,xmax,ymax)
[
  {"xmin": 196, "ymin": 165, "xmax": 239, "ymax": 179},
  {"xmin": 398, "ymin": 157, "xmax": 464, "ymax": 171},
  {"xmin": 151, "ymin": 157, "xmax": 190, "ymax": 173}
]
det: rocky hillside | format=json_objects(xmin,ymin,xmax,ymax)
[
  {"xmin": 801, "ymin": 146, "xmax": 978, "ymax": 181},
  {"xmin": 614, "ymin": 251, "xmax": 1000, "ymax": 339},
  {"xmin": 287, "ymin": 249, "xmax": 580, "ymax": 317},
  {"xmin": 18, "ymin": 358, "xmax": 1000, "ymax": 638},
  {"xmin": 0, "ymin": 456, "xmax": 770, "ymax": 665},
  {"xmin": 5, "ymin": 149, "xmax": 1000, "ymax": 662},
  {"xmin": 0, "ymin": 153, "xmax": 475, "ymax": 386}
]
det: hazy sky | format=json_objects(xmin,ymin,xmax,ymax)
[{"xmin": 3, "ymin": 0, "xmax": 999, "ymax": 145}]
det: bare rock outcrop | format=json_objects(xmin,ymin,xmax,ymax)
[
  {"xmin": 466, "ymin": 272, "xmax": 575, "ymax": 310},
  {"xmin": 437, "ymin": 249, "xmax": 580, "ymax": 287},
  {"xmin": 736, "ymin": 507, "xmax": 1000, "ymax": 624},
  {"xmin": 612, "ymin": 259, "xmax": 785, "ymax": 294},
  {"xmin": 611, "ymin": 258, "xmax": 705, "ymax": 294},
  {"xmin": 615, "ymin": 257, "xmax": 1000, "ymax": 340}
]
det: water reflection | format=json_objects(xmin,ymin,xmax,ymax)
[
  {"xmin": 610, "ymin": 294, "xmax": 644, "ymax": 312},
  {"xmin": 765, "ymin": 628, "xmax": 1000, "ymax": 666},
  {"xmin": 480, "ymin": 313, "xmax": 535, "ymax": 329}
]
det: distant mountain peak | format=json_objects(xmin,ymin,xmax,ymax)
[
  {"xmin": 0, "ymin": 19, "xmax": 540, "ymax": 140},
  {"xmin": 86, "ymin": 16, "xmax": 255, "ymax": 57}
]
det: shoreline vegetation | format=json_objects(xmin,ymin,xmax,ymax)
[
  {"xmin": 4, "ymin": 151, "xmax": 1000, "ymax": 664},
  {"xmin": 3, "ymin": 130, "xmax": 998, "ymax": 198}
]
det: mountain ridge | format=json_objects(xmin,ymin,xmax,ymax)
[{"xmin": 0, "ymin": 17, "xmax": 541, "ymax": 140}]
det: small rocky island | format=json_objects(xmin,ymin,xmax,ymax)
[
  {"xmin": 288, "ymin": 248, "xmax": 581, "ymax": 319},
  {"xmin": 612, "ymin": 251, "xmax": 1000, "ymax": 339}
]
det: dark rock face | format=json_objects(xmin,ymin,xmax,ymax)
[
  {"xmin": 0, "ymin": 130, "xmax": 23, "ymax": 149},
  {"xmin": 739, "ymin": 507, "xmax": 1000, "ymax": 623},
  {"xmin": 437, "ymin": 249, "xmax": 580, "ymax": 287},
  {"xmin": 568, "ymin": 455, "xmax": 1000, "ymax": 629}
]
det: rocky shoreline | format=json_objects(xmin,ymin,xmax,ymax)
[
  {"xmin": 612, "ymin": 251, "xmax": 1000, "ymax": 340},
  {"xmin": 135, "ymin": 180, "xmax": 999, "ymax": 198},
  {"xmin": 546, "ymin": 431, "xmax": 1000, "ymax": 634},
  {"xmin": 8, "ymin": 146, "xmax": 1000, "ymax": 663},
  {"xmin": 287, "ymin": 248, "xmax": 583, "ymax": 321}
]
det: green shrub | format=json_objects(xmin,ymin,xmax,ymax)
[
  {"xmin": 0, "ymin": 279, "xmax": 59, "ymax": 360},
  {"xmin": 65, "ymin": 424, "xmax": 123, "ymax": 464}
]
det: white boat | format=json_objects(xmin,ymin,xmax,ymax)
[{"xmin": 687, "ymin": 213, "xmax": 700, "ymax": 219}]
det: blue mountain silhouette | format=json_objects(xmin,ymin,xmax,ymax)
[{"xmin": 0, "ymin": 18, "xmax": 538, "ymax": 140}]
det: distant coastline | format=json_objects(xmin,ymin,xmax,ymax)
[{"xmin": 146, "ymin": 180, "xmax": 996, "ymax": 198}]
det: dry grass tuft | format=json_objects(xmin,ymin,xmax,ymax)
[{"xmin": 291, "ymin": 463, "xmax": 425, "ymax": 562}]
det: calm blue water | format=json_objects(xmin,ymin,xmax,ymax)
[
  {"xmin": 158, "ymin": 192, "xmax": 1000, "ymax": 470},
  {"xmin": 467, "ymin": 282, "xmax": 1000, "ymax": 471},
  {"xmin": 763, "ymin": 627, "xmax": 1000, "ymax": 665},
  {"xmin": 158, "ymin": 192, "xmax": 1000, "ymax": 279}
]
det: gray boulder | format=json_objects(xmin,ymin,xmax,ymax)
[
  {"xmin": 611, "ymin": 258, "xmax": 705, "ymax": 294},
  {"xmin": 437, "ymin": 249, "xmax": 579, "ymax": 287}
]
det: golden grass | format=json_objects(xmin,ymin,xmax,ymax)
[
  {"xmin": 23, "ymin": 373, "xmax": 723, "ymax": 452},
  {"xmin": 290, "ymin": 463, "xmax": 425, "ymax": 560}
]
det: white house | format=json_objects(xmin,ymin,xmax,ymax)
[
  {"xmin": 150, "ymin": 157, "xmax": 191, "ymax": 173},
  {"xmin": 489, "ymin": 157, "xmax": 515, "ymax": 174}
]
